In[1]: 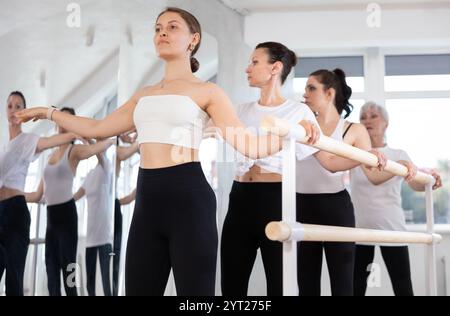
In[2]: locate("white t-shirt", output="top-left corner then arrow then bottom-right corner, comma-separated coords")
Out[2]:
234,100 -> 319,176
0,133 -> 40,191
82,161 -> 113,248
350,146 -> 411,246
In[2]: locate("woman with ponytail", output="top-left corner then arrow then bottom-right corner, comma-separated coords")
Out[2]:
221,42 -> 320,296
295,69 -> 388,296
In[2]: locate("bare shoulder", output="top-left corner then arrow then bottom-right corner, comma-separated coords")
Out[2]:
201,82 -> 228,103
346,122 -> 367,135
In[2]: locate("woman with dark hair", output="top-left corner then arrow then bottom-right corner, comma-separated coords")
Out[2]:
25,107 -> 114,296
295,69 -> 387,296
17,7 -> 291,296
0,92 -> 77,296
221,42 -> 319,296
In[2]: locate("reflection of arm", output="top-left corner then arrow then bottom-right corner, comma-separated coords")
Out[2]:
117,142 -> 139,162
206,84 -> 283,159
72,139 -> 115,161
25,179 -> 44,203
36,133 -> 76,154
119,189 -> 136,206
73,187 -> 86,202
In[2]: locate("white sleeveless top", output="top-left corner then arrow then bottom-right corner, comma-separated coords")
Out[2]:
296,119 -> 347,194
0,133 -> 40,191
133,95 -> 209,150
235,100 -> 319,176
43,146 -> 75,206
82,160 -> 113,248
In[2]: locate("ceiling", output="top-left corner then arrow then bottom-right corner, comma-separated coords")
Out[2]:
220,0 -> 450,14
0,0 -> 120,138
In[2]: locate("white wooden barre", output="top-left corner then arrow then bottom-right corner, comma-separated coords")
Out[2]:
261,116 -> 436,186
266,221 -> 442,245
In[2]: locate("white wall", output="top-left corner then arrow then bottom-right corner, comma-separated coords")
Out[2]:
245,7 -> 450,52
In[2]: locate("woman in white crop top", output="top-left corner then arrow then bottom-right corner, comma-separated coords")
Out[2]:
352,102 -> 442,296
25,108 -> 114,296
295,69 -> 387,296
221,42 -> 320,296
0,92 -> 78,296
17,8 -> 292,296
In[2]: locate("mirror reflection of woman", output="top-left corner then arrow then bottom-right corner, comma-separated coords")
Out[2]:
25,108 -> 114,296
0,92 -> 77,296
74,147 -> 114,296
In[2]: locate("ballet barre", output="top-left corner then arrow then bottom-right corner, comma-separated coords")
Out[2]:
261,116 -> 440,296
266,222 -> 442,245
261,116 -> 436,185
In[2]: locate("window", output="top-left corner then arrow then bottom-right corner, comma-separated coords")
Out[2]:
384,54 -> 450,224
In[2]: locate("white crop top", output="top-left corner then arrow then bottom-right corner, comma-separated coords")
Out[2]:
43,146 -> 75,206
133,95 -> 210,150
296,119 -> 347,194
0,133 -> 40,191
235,100 -> 319,176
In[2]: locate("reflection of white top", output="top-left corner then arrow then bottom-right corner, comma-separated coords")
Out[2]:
296,119 -> 346,194
133,95 -> 210,150
43,146 -> 74,206
82,160 -> 113,248
350,146 -> 411,246
235,100 -> 319,176
0,133 -> 39,191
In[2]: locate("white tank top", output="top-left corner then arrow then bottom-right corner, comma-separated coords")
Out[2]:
133,95 -> 209,150
296,119 -> 347,194
0,133 -> 40,191
43,146 -> 75,206
82,160 -> 113,248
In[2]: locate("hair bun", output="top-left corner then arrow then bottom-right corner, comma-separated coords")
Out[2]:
290,50 -> 298,68
190,57 -> 200,73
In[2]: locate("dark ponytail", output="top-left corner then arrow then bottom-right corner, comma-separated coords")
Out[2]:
190,57 -> 200,73
61,107 -> 76,115
310,68 -> 353,118
256,42 -> 298,84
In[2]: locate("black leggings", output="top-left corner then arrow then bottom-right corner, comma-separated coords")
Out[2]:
0,196 -> 30,296
86,244 -> 112,296
354,245 -> 414,296
46,199 -> 78,296
113,198 -> 122,296
125,162 -> 217,296
221,181 -> 282,296
296,191 -> 355,296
